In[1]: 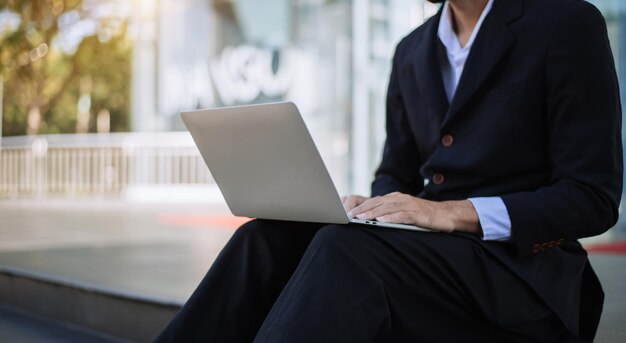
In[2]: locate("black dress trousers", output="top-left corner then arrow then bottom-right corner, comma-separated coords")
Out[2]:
155,219 -> 571,343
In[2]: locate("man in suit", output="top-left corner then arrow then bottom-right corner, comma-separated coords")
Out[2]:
157,0 -> 622,342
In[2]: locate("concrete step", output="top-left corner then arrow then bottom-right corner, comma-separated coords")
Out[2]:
0,305 -> 124,343
0,266 -> 182,343
3,257 -> 625,343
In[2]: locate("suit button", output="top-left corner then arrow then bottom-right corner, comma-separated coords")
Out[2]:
532,244 -> 541,253
441,134 -> 454,147
432,173 -> 445,185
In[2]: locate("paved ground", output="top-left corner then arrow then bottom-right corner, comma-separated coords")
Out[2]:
0,199 -> 624,341
592,255 -> 626,343
0,200 -> 236,302
0,305 -> 124,343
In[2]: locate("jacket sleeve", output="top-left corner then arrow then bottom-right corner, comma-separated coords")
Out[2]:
371,48 -> 425,197
501,1 -> 623,257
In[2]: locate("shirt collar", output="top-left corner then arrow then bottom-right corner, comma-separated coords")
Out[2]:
437,0 -> 495,54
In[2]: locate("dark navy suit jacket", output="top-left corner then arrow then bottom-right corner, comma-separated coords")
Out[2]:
371,0 -> 622,339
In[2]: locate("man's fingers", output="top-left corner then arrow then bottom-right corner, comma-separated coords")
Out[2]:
355,200 -> 413,220
350,194 -> 450,232
349,196 -> 386,217
344,197 -> 359,211
351,193 -> 412,217
355,203 -> 397,220
377,212 -> 413,224
342,195 -> 369,212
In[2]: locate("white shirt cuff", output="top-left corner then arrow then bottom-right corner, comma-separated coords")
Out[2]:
468,197 -> 512,241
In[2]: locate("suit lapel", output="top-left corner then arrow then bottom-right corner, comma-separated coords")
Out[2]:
442,0 -> 523,128
410,9 -> 449,126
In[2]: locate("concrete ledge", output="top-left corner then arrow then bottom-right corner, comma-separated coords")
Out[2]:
0,304 -> 125,342
590,255 -> 626,343
0,256 -> 623,342
0,266 -> 182,343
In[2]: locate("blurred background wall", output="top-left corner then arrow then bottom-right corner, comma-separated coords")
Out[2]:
0,0 -> 625,202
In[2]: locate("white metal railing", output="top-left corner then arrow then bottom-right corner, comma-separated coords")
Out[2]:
0,132 -> 214,198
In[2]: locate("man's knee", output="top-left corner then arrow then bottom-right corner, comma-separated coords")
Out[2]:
230,219 -> 274,243
308,225 -> 369,253
311,224 -> 345,242
230,219 -> 319,252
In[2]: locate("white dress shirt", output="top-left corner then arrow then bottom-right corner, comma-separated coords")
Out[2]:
437,0 -> 511,241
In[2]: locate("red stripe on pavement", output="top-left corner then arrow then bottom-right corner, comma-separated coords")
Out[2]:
586,241 -> 626,255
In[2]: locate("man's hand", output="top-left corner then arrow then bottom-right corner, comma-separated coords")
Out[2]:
347,192 -> 482,235
341,195 -> 370,213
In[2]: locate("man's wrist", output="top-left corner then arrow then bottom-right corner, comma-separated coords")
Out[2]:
440,200 -> 482,235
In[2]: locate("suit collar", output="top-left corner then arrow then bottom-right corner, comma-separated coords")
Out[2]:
492,0 -> 524,24
409,0 -> 524,129
442,0 -> 524,127
409,8 -> 449,126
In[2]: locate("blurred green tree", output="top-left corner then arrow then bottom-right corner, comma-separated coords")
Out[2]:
0,0 -> 130,136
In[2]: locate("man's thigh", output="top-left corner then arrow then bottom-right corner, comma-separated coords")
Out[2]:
230,219 -> 325,276
312,224 -> 566,342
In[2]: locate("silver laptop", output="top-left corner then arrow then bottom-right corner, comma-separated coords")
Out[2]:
181,101 -> 431,233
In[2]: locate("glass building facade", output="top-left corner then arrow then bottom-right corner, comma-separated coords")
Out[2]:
131,0 -> 439,195
131,0 -> 626,204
